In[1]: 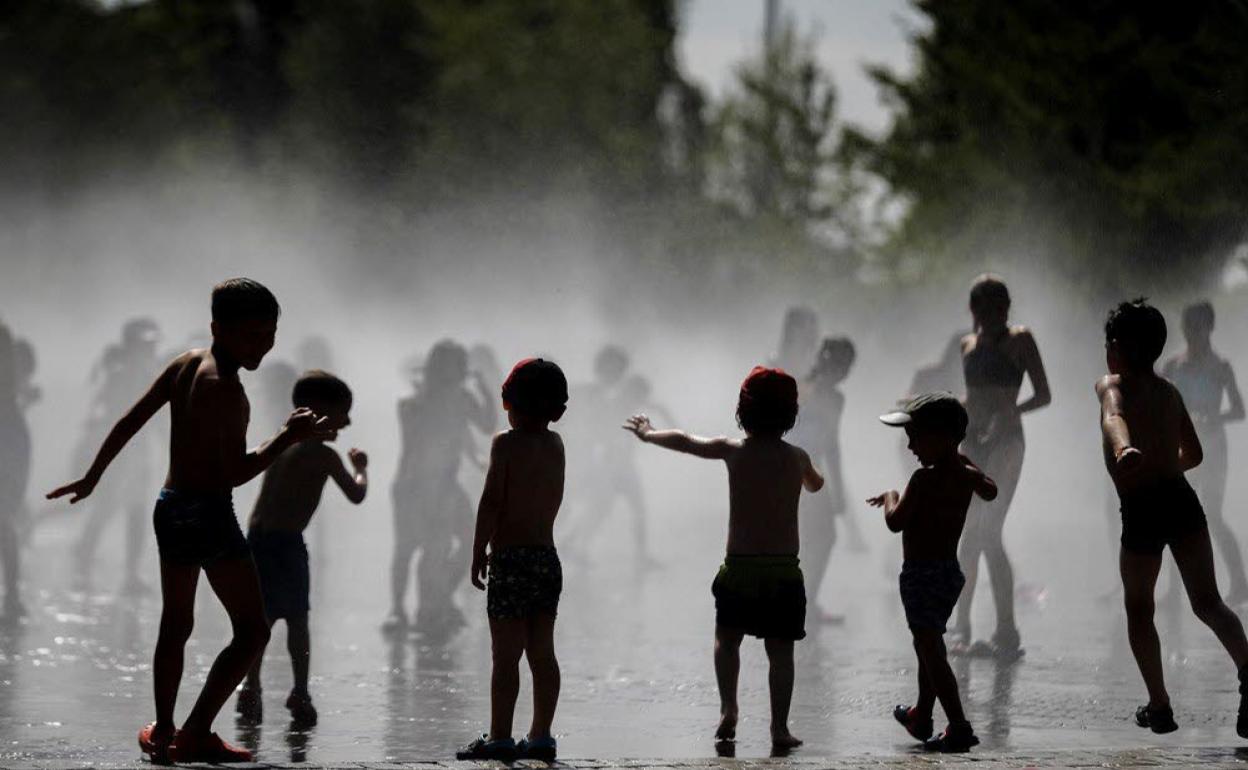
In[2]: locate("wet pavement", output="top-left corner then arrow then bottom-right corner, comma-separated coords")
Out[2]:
6,498 -> 1248,767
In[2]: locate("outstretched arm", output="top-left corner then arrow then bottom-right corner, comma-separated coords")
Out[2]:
327,448 -> 369,504
471,434 -> 508,590
47,360 -> 176,503
622,415 -> 734,460
868,472 -> 921,533
1018,330 -> 1052,413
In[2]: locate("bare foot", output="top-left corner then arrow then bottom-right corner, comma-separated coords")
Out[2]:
715,710 -> 738,741
771,730 -> 803,750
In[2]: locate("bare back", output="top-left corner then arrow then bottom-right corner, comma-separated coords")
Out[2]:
248,443 -> 336,533
899,466 -> 978,561
487,429 -> 565,549
724,438 -> 808,556
166,349 -> 249,495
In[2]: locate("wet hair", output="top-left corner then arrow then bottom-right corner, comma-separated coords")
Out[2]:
1105,298 -> 1167,370
292,369 -> 352,409
811,336 -> 856,380
1182,300 -> 1215,332
502,358 -> 568,422
211,278 -> 280,324
736,366 -> 799,436
969,274 -> 1011,317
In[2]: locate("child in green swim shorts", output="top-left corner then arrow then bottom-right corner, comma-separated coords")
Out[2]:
625,366 -> 823,751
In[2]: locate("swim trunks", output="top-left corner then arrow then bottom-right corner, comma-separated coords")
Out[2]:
1119,475 -> 1207,556
248,528 -> 310,620
152,488 -> 250,567
712,555 -> 806,640
487,546 -> 562,620
899,559 -> 965,632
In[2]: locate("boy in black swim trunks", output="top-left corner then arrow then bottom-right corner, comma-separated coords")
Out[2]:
48,279 -> 329,763
236,370 -> 368,726
871,393 -> 996,753
458,358 -> 568,762
1097,299 -> 1248,737
625,366 -> 823,750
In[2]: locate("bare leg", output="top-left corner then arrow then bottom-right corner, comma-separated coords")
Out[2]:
914,629 -> 965,724
488,617 -> 526,741
1172,527 -> 1248,668
714,626 -> 743,740
953,524 -> 982,642
180,557 -> 271,736
287,614 -> 311,695
1197,452 -> 1248,599
0,510 -> 20,608
981,440 -> 1023,644
154,561 -> 200,730
764,638 -> 801,747
388,536 -> 416,620
243,618 -> 274,692
913,637 -> 936,717
525,613 -> 560,739
1120,546 -> 1168,707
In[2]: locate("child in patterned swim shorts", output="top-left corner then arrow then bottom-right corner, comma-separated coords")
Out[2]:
457,358 -> 568,763
872,392 -> 997,753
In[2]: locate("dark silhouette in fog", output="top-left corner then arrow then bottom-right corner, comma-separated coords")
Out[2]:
793,336 -> 856,623
47,279 -> 331,763
873,393 -> 996,753
625,366 -> 822,751
459,359 -> 567,762
386,340 -> 494,635
239,370 -> 368,727
73,319 -> 162,592
1098,299 -> 1248,737
952,276 -> 1050,659
0,321 -> 31,617
1161,301 -> 1248,604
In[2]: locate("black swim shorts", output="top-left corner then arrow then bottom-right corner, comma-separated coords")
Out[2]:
712,555 -> 807,641
248,528 -> 311,620
899,559 -> 965,633
152,488 -> 251,567
1120,475 -> 1208,556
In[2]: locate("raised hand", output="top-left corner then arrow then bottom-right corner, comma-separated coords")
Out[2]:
284,407 -> 329,441
867,490 -> 899,509
47,476 -> 97,505
621,414 -> 653,439
348,448 -> 369,471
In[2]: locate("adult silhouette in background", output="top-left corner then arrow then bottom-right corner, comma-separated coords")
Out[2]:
952,276 -> 1050,658
74,318 -> 161,592
386,339 -> 495,635
1162,301 -> 1248,604
0,320 -> 31,616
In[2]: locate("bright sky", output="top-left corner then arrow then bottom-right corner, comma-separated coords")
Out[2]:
677,0 -> 923,133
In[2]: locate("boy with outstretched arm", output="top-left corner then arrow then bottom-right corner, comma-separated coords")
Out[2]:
47,278 -> 328,763
1097,299 -> 1248,737
457,358 -> 569,762
625,366 -> 823,750
236,370 -> 368,726
872,393 -> 995,752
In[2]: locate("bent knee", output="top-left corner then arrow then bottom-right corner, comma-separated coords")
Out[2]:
158,615 -> 195,646
1191,594 -> 1230,624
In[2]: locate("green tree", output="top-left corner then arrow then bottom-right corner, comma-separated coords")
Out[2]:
853,0 -> 1248,290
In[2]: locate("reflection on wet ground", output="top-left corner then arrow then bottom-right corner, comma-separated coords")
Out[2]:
4,510 -> 1248,764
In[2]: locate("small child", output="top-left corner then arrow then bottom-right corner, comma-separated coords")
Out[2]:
1097,299 -> 1248,736
236,370 -> 368,726
47,278 -> 327,763
457,358 -> 569,762
871,392 -> 996,753
625,366 -> 823,750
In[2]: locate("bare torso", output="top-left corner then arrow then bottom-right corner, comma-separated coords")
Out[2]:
725,437 -> 806,555
900,465 -> 978,561
165,349 -> 248,495
248,443 -> 336,532
1099,373 -> 1189,492
489,429 -> 565,549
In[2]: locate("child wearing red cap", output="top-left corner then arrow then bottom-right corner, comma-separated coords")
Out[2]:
458,358 -> 569,763
624,366 -> 824,750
